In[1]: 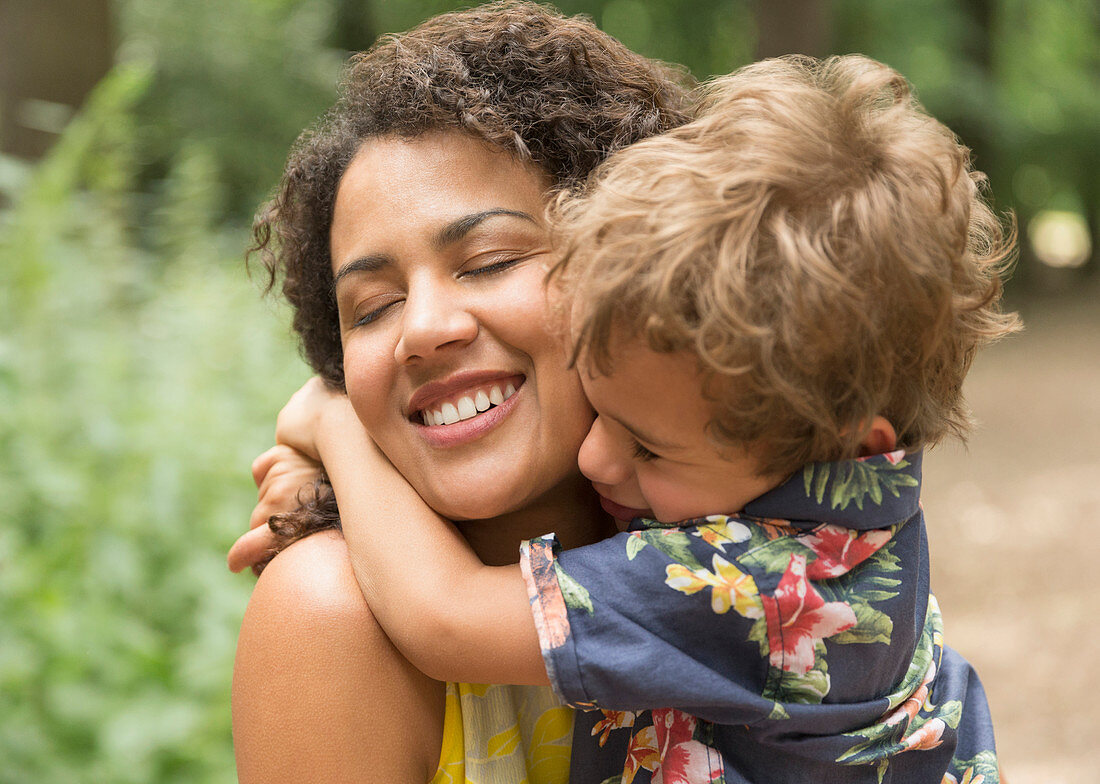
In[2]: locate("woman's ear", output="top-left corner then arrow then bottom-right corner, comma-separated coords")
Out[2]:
857,416 -> 898,457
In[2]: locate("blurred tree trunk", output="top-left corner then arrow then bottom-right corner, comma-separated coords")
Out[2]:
0,0 -> 114,160
754,0 -> 832,59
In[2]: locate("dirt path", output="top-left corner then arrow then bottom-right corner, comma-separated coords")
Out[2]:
920,286 -> 1100,783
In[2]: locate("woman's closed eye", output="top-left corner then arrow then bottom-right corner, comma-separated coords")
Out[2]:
460,248 -> 544,279
352,297 -> 402,328
465,257 -> 521,277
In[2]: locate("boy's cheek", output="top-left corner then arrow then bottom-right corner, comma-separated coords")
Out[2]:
639,472 -> 698,523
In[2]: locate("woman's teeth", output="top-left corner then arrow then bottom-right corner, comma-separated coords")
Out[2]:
421,383 -> 516,426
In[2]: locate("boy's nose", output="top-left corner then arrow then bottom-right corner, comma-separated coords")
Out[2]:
577,416 -> 633,487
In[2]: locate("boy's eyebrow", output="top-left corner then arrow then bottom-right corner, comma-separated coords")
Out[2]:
434,209 -> 537,248
606,412 -> 684,451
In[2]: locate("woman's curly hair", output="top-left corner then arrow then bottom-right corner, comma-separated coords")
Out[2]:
249,1 -> 691,570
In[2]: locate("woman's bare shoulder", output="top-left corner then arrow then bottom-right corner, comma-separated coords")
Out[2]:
246,529 -> 371,618
233,531 -> 445,783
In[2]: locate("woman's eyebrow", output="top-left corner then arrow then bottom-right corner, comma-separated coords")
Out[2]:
332,253 -> 392,292
434,209 -> 537,248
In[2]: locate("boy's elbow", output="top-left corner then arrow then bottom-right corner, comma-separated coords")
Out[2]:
385,601 -> 469,681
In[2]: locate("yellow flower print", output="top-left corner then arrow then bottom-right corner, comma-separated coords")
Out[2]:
693,516 -> 752,550
665,554 -> 763,618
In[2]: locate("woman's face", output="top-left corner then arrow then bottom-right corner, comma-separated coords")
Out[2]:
329,131 -> 594,520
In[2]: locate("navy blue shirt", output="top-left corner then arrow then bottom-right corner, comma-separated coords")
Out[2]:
520,451 -> 998,783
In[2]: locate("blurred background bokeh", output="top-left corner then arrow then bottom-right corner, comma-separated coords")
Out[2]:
1,1 -> 1096,782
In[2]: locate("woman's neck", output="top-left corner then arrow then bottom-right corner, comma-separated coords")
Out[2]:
453,473 -> 615,566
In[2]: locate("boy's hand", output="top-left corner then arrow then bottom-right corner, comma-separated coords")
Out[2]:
274,377 -> 346,462
227,444 -> 322,574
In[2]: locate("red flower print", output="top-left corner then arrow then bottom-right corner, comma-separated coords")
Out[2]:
651,709 -> 725,784
621,710 -> 725,784
802,524 -> 893,579
591,710 -> 637,747
883,658 -> 937,729
760,554 -> 858,675
902,717 -> 946,751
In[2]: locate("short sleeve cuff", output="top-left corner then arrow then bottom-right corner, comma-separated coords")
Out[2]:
519,534 -> 590,707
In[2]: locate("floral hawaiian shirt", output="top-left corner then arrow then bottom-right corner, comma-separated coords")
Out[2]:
519,450 -> 998,784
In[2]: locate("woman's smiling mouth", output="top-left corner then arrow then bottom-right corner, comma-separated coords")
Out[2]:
416,381 -> 517,426
409,372 -> 526,448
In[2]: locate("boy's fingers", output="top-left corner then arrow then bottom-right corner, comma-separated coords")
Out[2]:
250,444 -> 294,488
251,446 -> 279,488
253,474 -> 317,530
249,501 -> 275,531
227,526 -> 280,573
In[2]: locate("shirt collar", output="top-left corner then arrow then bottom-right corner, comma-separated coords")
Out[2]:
743,449 -> 922,529
631,450 -> 922,532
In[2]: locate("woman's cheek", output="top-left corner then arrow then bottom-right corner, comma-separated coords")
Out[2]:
342,339 -> 392,430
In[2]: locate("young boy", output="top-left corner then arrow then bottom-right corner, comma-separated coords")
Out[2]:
280,55 -> 1015,783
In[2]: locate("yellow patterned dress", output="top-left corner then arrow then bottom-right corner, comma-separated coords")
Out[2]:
430,682 -> 573,784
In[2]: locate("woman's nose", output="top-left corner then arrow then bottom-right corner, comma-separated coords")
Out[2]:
394,282 -> 479,364
577,416 -> 632,487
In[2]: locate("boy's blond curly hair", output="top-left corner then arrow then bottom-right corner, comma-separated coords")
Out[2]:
553,55 -> 1019,476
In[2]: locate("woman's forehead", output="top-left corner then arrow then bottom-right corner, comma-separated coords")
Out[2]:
330,132 -> 550,264
339,132 -> 548,205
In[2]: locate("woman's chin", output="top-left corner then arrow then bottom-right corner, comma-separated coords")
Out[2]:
421,487 -> 524,524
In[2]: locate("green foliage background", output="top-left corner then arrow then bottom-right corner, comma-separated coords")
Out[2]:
1,0 -> 1096,781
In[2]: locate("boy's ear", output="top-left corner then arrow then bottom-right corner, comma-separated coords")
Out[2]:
857,416 -> 898,457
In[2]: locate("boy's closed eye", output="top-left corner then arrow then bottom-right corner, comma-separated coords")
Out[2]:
631,439 -> 660,462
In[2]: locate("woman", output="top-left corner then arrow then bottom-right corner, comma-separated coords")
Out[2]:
230,3 -> 690,781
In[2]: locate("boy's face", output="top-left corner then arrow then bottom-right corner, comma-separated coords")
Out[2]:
576,339 -> 783,524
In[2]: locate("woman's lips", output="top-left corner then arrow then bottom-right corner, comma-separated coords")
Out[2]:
414,377 -> 524,448
416,380 -> 517,426
598,494 -> 652,523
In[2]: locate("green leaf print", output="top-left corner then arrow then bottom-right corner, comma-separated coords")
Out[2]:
805,462 -> 832,504
738,535 -> 806,575
747,617 -> 770,658
880,595 -> 940,711
830,601 -> 893,645
874,759 -> 889,784
764,661 -> 831,705
937,700 -> 963,730
836,720 -> 906,765
858,589 -> 904,603
625,534 -> 647,561
865,547 -> 903,577
837,670 -> 959,778
763,641 -> 831,704
553,562 -> 594,615
951,750 -> 1000,784
635,529 -> 705,571
802,459 -> 918,511
768,702 -> 791,720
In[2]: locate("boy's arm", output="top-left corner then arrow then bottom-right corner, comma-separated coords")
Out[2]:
314,394 -> 549,686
